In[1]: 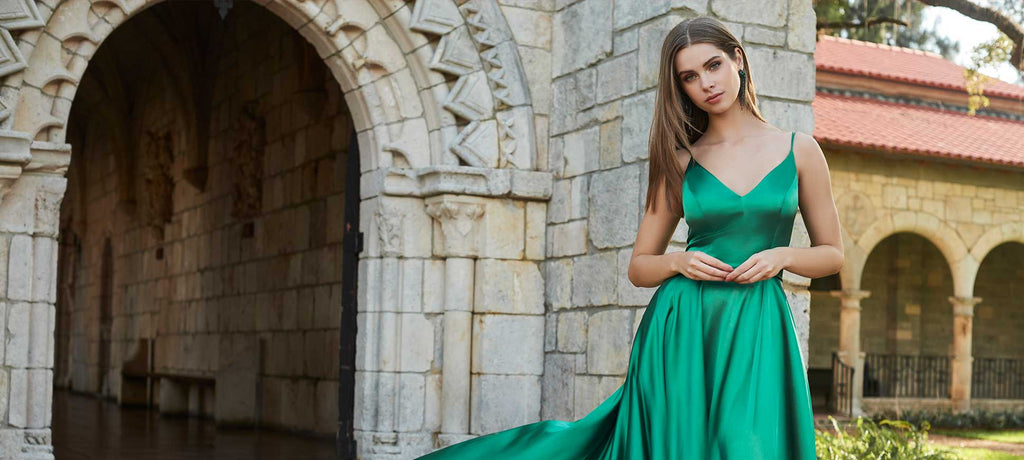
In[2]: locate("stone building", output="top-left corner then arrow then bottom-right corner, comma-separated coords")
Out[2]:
808,35 -> 1024,417
0,0 -> 819,458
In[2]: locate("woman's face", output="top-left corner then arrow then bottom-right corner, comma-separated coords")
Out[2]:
674,43 -> 743,114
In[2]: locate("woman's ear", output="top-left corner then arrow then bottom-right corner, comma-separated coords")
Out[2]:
733,46 -> 744,69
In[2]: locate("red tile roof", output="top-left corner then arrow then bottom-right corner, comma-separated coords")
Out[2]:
815,35 -> 1024,100
812,92 -> 1024,168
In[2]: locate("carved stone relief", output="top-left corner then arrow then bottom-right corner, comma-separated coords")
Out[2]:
837,191 -> 876,238
142,131 -> 174,239
410,0 -> 534,170
229,101 -> 266,220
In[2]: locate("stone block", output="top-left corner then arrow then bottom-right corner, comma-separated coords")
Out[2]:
542,258 -> 572,310
423,373 -> 442,431
525,202 -> 546,260
31,236 -> 52,302
621,90 -> 655,162
470,374 -> 541,435
573,374 -> 623,418
474,259 -> 545,314
613,27 -> 638,56
216,334 -> 260,426
471,314 -> 544,375
503,6 -> 552,48
540,353 -> 575,421
637,15 -> 683,89
422,259 -> 445,313
596,53 -> 637,104
744,46 -> 815,100
744,25 -> 786,46
556,311 -> 587,353
360,196 -> 432,259
547,220 -> 587,257
399,313 -> 434,373
8,369 -> 26,428
518,46 -> 553,116
589,164 -> 640,248
552,0 -> 611,77
28,303 -> 51,368
315,380 -> 338,435
586,309 -> 634,374
397,373 -> 425,432
618,248 -> 656,306
562,125 -> 600,178
7,235 -> 32,301
711,0 -> 786,27
5,302 -> 29,367
572,251 -> 617,306
600,119 -> 622,169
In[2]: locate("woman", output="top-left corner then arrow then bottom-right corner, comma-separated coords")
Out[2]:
417,15 -> 843,459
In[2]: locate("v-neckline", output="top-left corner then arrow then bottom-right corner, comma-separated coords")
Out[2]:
687,132 -> 795,199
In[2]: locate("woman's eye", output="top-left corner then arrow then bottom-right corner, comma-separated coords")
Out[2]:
710,61 -> 720,70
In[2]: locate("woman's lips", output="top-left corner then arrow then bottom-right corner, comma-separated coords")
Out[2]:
706,92 -> 723,103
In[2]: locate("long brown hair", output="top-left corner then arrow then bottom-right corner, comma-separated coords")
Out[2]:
644,16 -> 768,218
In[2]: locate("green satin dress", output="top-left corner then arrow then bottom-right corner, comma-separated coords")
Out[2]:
418,131 -> 817,459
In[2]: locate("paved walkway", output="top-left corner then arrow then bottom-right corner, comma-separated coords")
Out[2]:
52,389 -> 337,459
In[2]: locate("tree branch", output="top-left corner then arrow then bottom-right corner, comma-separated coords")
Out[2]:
916,0 -> 1024,71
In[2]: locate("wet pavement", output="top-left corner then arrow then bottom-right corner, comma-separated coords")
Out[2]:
52,390 -> 337,459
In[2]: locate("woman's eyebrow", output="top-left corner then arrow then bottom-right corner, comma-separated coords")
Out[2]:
677,56 -> 719,77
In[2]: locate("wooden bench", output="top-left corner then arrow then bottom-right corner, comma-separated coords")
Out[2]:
119,338 -> 215,416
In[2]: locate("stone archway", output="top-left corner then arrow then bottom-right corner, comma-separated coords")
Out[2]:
0,0 -> 548,458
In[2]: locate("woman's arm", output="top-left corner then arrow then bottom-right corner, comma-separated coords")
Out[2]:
627,176 -> 685,288
781,132 -> 845,279
628,152 -> 733,287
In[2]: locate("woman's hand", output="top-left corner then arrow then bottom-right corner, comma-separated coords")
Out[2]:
670,251 -> 733,281
725,247 -> 790,284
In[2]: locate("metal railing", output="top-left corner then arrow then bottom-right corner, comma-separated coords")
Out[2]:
972,357 -> 1024,399
829,351 -> 854,416
863,354 -> 949,398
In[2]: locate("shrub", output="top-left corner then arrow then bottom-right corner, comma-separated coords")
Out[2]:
869,408 -> 1024,430
815,415 -> 960,459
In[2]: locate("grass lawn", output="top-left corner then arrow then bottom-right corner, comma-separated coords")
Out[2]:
941,446 -> 1024,459
933,429 -> 1024,445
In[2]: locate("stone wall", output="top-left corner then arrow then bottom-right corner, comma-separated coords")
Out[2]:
809,149 -> 1024,368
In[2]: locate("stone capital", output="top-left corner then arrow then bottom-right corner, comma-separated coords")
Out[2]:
829,289 -> 871,309
0,130 -> 33,206
425,195 -> 485,257
948,296 -> 982,317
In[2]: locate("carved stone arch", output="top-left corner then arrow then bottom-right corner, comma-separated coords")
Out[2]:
854,210 -> 973,296
836,224 -> 863,291
967,222 -> 1024,290
2,0 -> 540,181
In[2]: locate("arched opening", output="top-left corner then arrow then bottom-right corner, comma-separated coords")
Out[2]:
860,232 -> 954,399
972,241 -> 1024,400
52,1 -> 359,456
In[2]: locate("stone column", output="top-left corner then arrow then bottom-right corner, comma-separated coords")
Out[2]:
949,295 -> 982,413
830,289 -> 870,416
0,136 -> 70,460
425,195 -> 484,446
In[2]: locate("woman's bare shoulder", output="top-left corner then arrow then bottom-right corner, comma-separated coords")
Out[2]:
791,131 -> 827,175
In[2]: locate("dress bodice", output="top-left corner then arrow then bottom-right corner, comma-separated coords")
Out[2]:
682,131 -> 799,279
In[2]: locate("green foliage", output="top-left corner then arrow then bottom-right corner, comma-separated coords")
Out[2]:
815,415 -> 960,459
869,408 -> 1024,430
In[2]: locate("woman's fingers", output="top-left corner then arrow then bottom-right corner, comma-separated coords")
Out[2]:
698,253 -> 733,272
694,259 -> 730,279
